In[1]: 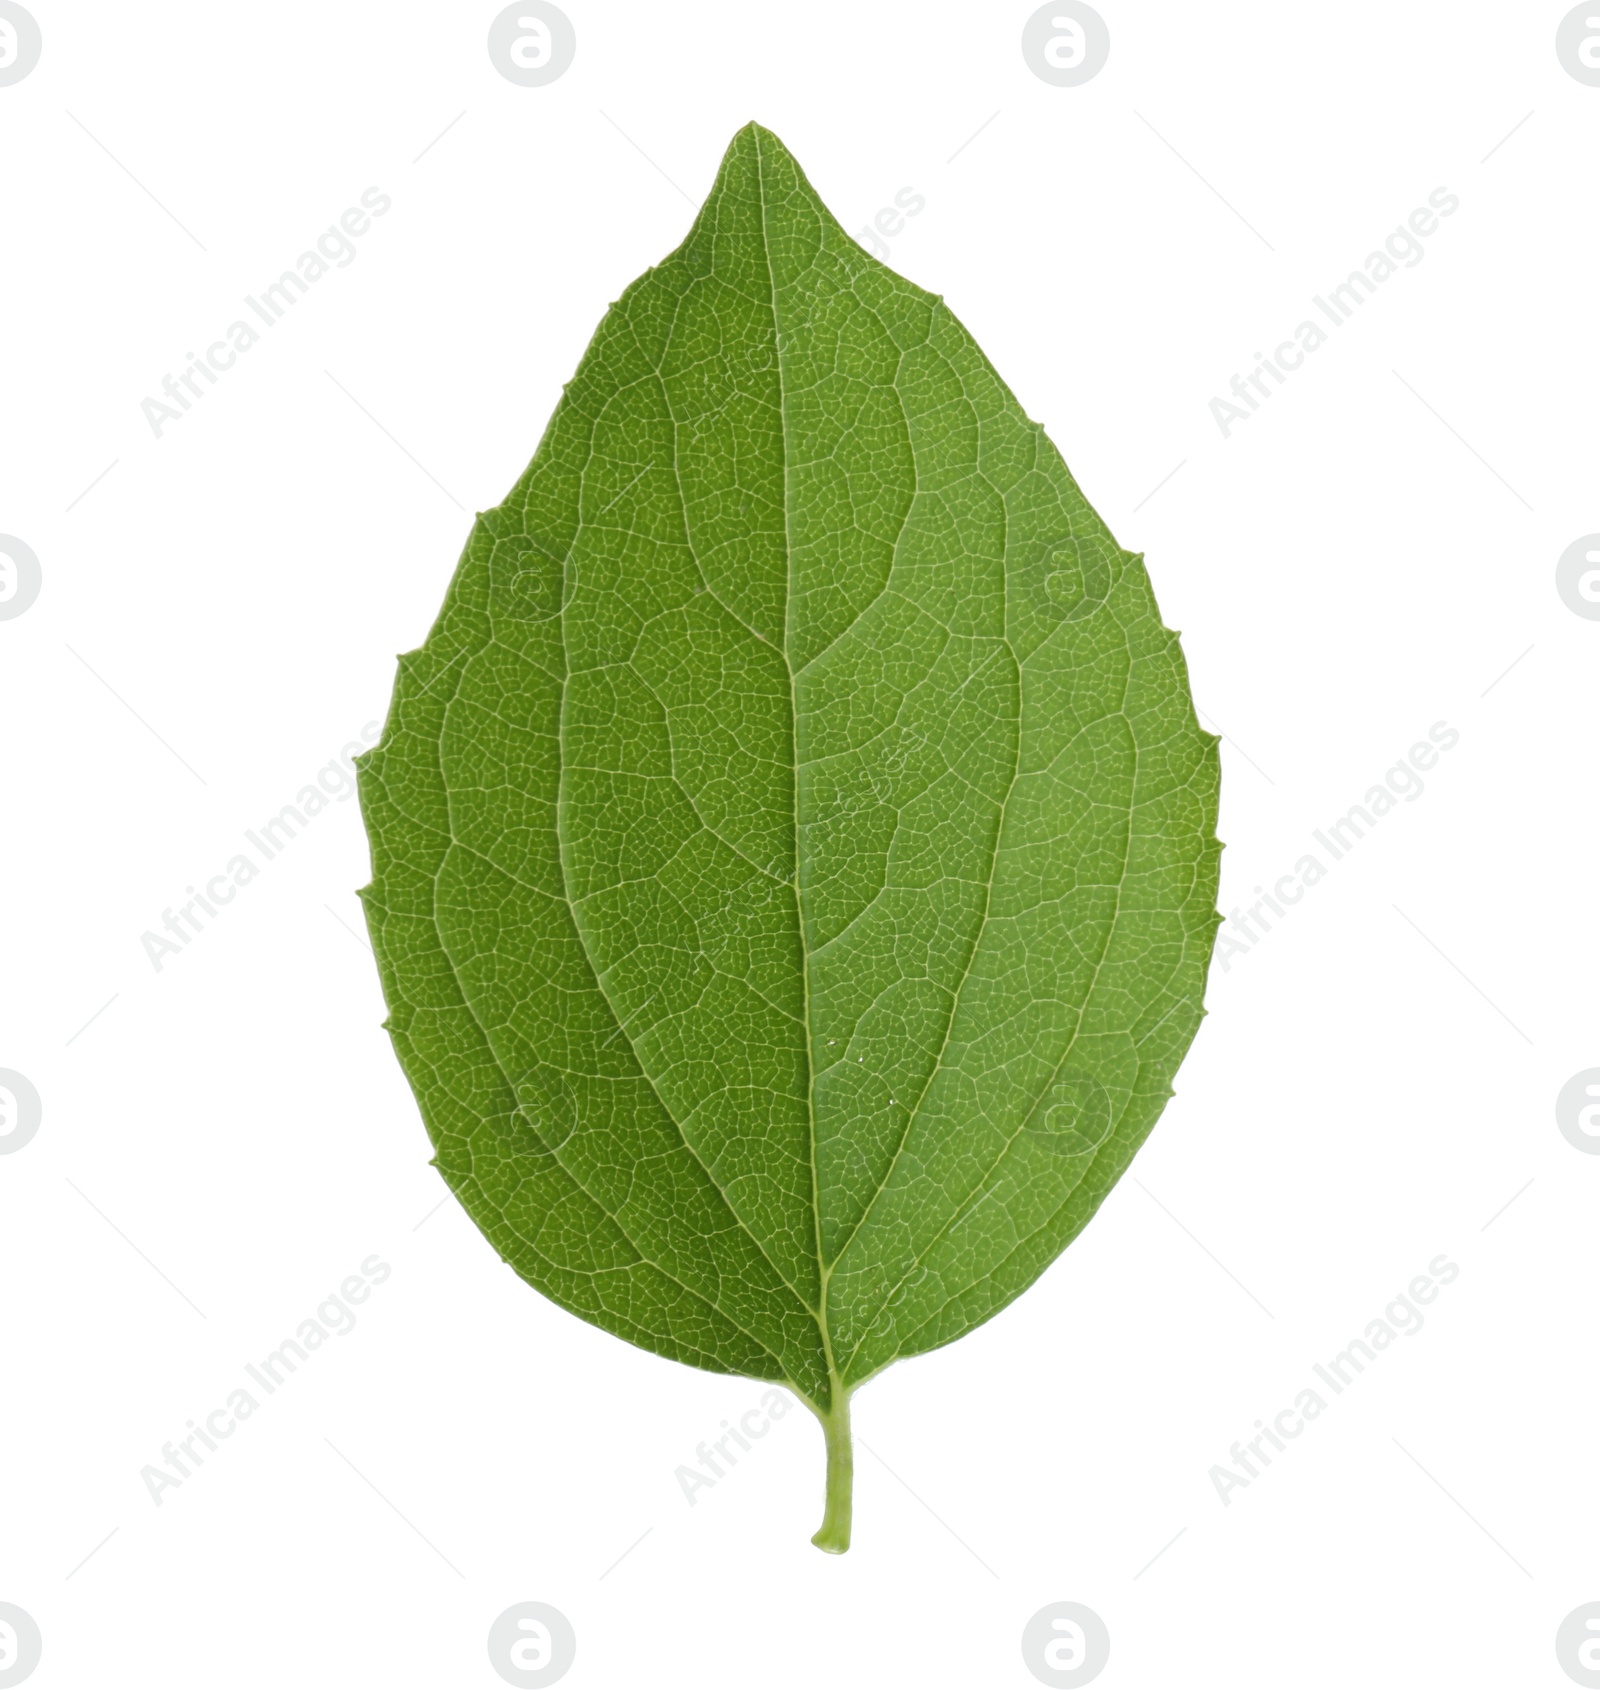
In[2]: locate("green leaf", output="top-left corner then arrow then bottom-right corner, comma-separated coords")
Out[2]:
357,123 -> 1221,1552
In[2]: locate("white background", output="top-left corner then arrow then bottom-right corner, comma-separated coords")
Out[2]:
3,3 -> 1597,1686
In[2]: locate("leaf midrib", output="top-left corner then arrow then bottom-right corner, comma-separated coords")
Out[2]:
750,132 -> 843,1410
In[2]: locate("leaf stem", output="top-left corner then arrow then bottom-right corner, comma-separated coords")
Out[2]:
810,1386 -> 853,1553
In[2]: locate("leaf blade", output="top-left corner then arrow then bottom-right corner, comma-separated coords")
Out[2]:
359,122 -> 1220,1488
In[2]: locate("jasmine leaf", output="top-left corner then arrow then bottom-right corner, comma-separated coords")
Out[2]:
357,123 -> 1221,1552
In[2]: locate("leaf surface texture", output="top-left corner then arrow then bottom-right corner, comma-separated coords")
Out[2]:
359,124 -> 1222,1417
